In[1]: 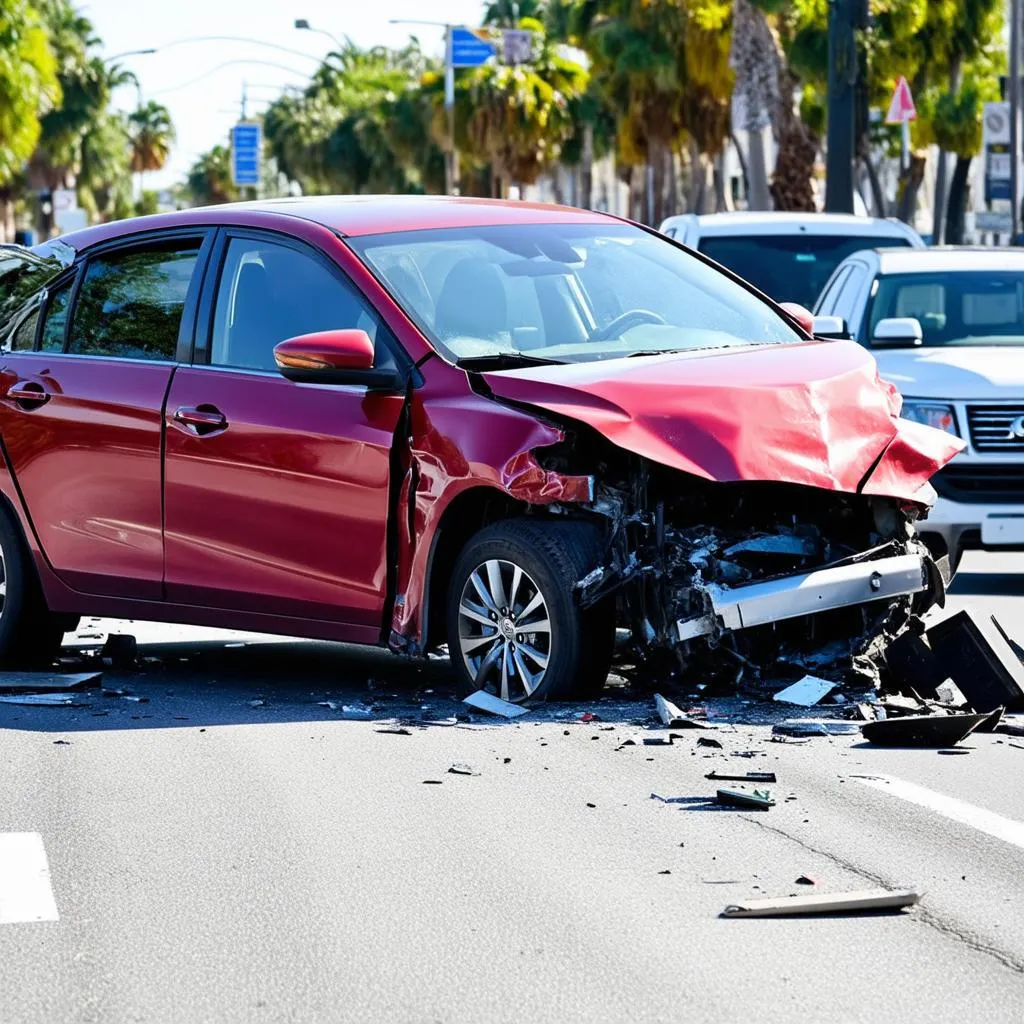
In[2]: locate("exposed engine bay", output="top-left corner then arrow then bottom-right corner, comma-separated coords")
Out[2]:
544,440 -> 944,694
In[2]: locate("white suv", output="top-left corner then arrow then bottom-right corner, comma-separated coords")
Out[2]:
658,212 -> 924,310
814,246 -> 1024,569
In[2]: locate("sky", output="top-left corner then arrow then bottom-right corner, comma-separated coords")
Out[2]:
80,0 -> 490,191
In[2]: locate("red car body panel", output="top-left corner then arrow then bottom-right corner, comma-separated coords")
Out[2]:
481,340 -> 964,504
1,198 -> 961,653
0,355 -> 172,598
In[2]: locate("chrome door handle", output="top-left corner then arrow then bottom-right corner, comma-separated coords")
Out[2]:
173,405 -> 227,435
7,381 -> 49,408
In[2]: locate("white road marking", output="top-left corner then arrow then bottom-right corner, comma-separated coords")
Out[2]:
0,833 -> 59,924
851,774 -> 1024,851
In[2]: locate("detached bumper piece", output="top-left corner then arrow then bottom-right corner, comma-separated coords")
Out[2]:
676,554 -> 928,643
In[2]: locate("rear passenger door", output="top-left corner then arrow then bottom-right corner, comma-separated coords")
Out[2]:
0,231 -> 210,598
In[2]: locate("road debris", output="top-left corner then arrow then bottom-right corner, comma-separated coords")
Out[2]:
721,887 -> 921,918
0,672 -> 101,693
248,699 -> 265,708
795,875 -> 817,885
697,736 -> 723,748
340,703 -> 374,720
101,633 -> 137,668
926,611 -> 1024,712
422,780 -> 443,785
376,727 -> 412,735
861,712 -> 989,747
773,719 -> 860,737
654,693 -> 708,729
0,692 -> 92,706
976,706 -> 1005,733
706,771 -> 777,783
463,690 -> 530,718
716,788 -> 775,810
52,739 -> 71,745
772,676 -> 835,707
448,763 -> 479,776
318,701 -> 340,711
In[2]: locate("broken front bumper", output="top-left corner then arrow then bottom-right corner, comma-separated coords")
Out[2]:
676,554 -> 928,642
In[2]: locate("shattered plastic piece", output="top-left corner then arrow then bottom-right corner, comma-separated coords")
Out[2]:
796,875 -> 818,886
463,690 -> 530,718
883,630 -> 947,700
934,680 -> 968,708
722,888 -> 921,918
578,712 -> 600,722
248,699 -> 265,708
926,611 -> 1024,712
448,763 -> 479,776
341,703 -> 374,720
697,736 -> 723,748
716,788 -> 775,810
318,701 -> 340,711
772,676 -> 836,707
0,692 -> 91,707
644,736 -> 675,746
0,672 -> 101,693
773,719 -> 860,737
422,780 -> 443,785
654,693 -> 708,729
376,726 -> 412,735
861,712 -> 989,748
975,706 -> 1005,734
120,695 -> 148,703
706,771 -> 777,783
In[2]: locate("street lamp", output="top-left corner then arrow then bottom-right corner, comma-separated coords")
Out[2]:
389,18 -> 458,195
294,19 -> 345,53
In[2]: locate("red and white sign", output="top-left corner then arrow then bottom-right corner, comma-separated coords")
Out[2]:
885,76 -> 917,125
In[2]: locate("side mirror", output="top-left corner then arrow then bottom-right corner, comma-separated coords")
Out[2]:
871,317 -> 923,348
811,315 -> 848,340
778,301 -> 815,335
274,329 -> 399,389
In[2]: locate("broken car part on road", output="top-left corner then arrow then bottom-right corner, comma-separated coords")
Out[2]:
721,888 -> 922,918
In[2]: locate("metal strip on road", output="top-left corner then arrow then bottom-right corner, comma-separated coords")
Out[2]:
851,775 -> 1024,852
0,833 -> 59,924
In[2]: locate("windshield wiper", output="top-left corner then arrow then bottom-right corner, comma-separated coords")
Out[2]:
456,352 -> 564,371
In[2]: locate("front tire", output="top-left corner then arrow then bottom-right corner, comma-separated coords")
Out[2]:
446,518 -> 615,703
0,511 -> 67,668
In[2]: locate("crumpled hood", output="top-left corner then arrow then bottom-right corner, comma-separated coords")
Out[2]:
874,345 -> 1024,400
482,341 -> 964,503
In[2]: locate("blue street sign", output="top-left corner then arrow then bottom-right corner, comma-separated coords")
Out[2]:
231,122 -> 262,188
450,26 -> 496,68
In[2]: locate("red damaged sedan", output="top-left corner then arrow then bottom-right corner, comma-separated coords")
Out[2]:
0,197 -> 962,702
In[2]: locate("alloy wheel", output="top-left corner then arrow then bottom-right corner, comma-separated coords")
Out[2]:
457,558 -> 552,702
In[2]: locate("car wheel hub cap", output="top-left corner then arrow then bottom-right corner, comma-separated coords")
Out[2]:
458,558 -> 552,703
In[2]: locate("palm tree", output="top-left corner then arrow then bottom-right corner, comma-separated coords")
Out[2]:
185,146 -> 238,206
128,101 -> 175,174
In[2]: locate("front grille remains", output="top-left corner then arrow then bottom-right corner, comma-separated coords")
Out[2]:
967,405 -> 1024,453
933,465 -> 1024,505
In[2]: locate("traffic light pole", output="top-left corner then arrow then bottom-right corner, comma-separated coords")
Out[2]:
825,0 -> 856,213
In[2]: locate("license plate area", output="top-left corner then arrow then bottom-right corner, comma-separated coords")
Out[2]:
981,515 -> 1024,545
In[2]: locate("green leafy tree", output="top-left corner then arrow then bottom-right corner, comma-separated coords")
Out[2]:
129,100 -> 176,174
185,145 -> 238,206
0,0 -> 60,238
77,108 -> 131,220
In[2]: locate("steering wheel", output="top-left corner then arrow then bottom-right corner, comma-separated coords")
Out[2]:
591,308 -> 667,342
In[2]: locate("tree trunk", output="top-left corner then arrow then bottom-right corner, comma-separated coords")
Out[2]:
944,155 -> 972,244
933,57 -> 963,245
713,153 -> 732,211
770,70 -> 816,212
580,122 -> 594,210
745,127 -> 771,210
730,132 -> 750,206
862,154 -> 886,216
665,148 -> 679,218
896,154 -> 926,225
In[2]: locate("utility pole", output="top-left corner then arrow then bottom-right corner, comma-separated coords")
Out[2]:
1011,0 -> 1022,235
444,26 -> 457,196
825,0 -> 857,213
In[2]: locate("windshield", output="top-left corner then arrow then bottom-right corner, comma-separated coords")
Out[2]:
869,271 -> 1024,347
698,233 -> 913,308
350,222 -> 801,366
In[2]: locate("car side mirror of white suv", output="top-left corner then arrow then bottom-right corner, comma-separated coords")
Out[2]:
872,317 -> 923,348
811,315 -> 848,340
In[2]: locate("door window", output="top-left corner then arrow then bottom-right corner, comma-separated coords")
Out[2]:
68,242 -> 201,360
832,265 -> 868,336
209,237 -> 389,372
10,309 -> 39,351
40,279 -> 73,352
814,267 -> 851,315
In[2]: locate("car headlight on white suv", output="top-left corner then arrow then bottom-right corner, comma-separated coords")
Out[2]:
901,401 -> 960,436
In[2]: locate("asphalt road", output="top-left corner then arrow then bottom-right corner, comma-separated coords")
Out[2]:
3,551 -> 1024,1023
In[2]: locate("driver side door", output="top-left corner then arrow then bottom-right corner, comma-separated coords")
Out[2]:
163,229 -> 409,638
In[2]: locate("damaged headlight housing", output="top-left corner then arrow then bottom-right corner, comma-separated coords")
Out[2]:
901,401 -> 960,436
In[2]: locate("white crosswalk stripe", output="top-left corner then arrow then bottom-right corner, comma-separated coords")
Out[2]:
0,832 -> 59,924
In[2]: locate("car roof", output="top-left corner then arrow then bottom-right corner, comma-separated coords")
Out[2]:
48,195 -> 614,252
661,211 -> 917,238
874,245 -> 1024,274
